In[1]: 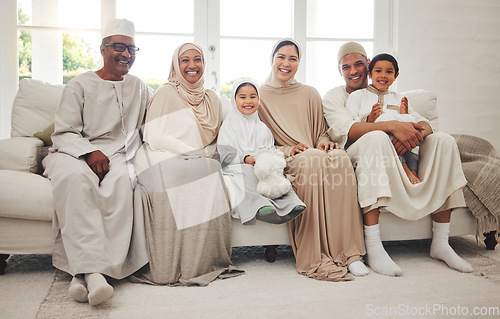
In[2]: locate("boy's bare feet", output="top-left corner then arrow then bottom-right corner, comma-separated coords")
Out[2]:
402,163 -> 421,184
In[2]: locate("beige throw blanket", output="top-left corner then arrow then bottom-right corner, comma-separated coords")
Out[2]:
452,134 -> 500,237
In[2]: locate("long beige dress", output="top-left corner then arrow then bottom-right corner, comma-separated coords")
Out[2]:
259,50 -> 365,280
131,43 -> 243,286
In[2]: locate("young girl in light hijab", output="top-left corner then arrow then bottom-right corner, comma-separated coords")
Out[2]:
218,79 -> 305,225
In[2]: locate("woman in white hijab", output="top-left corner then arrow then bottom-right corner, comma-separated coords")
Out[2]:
131,43 -> 242,286
218,79 -> 305,225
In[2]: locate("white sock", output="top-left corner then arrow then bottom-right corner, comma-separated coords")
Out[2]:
68,275 -> 88,303
430,221 -> 473,273
84,273 -> 114,306
364,224 -> 403,276
348,260 -> 370,276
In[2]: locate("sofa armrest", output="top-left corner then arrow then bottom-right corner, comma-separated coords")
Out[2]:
0,137 -> 44,174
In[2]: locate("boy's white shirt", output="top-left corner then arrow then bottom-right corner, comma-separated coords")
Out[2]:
345,88 -> 426,124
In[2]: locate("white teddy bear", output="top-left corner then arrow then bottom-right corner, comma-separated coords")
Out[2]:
253,147 -> 292,199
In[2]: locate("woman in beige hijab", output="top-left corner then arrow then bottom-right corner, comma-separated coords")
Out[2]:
258,39 -> 367,281
131,43 -> 242,286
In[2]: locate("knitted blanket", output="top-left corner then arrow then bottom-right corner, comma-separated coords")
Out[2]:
452,134 -> 500,237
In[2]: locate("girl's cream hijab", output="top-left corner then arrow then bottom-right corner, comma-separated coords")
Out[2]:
144,42 -> 220,150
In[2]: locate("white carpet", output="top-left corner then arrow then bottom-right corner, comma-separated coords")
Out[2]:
1,236 -> 499,319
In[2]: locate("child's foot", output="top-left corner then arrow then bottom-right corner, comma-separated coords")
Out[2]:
257,205 -> 276,217
407,171 -> 421,184
85,273 -> 114,306
403,164 -> 421,184
68,275 -> 88,303
348,260 -> 369,276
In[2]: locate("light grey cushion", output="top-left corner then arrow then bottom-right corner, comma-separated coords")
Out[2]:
11,78 -> 63,138
0,137 -> 44,174
0,170 -> 54,222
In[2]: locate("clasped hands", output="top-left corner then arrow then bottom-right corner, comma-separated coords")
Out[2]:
290,141 -> 340,158
367,97 -> 425,155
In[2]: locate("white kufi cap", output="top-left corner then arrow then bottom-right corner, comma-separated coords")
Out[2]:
102,18 -> 135,39
373,46 -> 399,60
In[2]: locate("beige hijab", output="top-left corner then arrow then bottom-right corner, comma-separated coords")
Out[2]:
259,39 -> 330,152
144,43 -> 221,150
265,38 -> 301,88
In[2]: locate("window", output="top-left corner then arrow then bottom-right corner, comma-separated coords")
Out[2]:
219,0 -> 293,96
305,0 -> 374,95
13,0 -> 386,94
17,0 -> 102,84
116,0 -> 195,91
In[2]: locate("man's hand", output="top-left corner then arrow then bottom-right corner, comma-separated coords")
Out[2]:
367,103 -> 382,123
390,122 -> 425,155
290,143 -> 309,158
85,150 -> 109,182
319,141 -> 340,152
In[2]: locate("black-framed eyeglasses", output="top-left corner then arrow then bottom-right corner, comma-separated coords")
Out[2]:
104,43 -> 139,55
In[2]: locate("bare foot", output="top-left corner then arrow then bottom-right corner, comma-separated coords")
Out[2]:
402,163 -> 421,184
407,171 -> 421,184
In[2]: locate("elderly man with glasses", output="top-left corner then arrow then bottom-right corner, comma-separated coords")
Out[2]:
42,19 -> 152,306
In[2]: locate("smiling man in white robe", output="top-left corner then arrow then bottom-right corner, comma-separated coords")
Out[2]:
43,19 -> 152,305
322,42 -> 472,277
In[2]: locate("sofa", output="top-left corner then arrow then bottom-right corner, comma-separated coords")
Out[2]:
0,79 -> 494,275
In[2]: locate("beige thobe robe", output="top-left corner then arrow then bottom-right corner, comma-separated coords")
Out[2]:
43,71 -> 152,279
322,85 -> 467,219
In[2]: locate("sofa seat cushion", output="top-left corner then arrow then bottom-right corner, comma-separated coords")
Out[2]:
0,170 -> 54,222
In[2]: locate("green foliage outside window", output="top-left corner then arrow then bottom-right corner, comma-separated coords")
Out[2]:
18,8 -> 100,83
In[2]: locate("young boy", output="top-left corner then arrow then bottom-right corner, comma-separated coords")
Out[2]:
346,53 -> 421,184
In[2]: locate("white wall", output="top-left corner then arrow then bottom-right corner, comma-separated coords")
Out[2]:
395,0 -> 500,151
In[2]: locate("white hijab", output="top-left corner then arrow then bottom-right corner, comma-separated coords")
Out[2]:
218,79 -> 274,160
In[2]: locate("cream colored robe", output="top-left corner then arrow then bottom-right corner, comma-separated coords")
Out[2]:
323,85 -> 467,218
43,71 -> 152,279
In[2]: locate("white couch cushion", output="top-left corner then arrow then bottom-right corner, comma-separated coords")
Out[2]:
11,78 -> 63,138
0,170 -> 54,221
0,137 -> 44,173
402,89 -> 439,131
